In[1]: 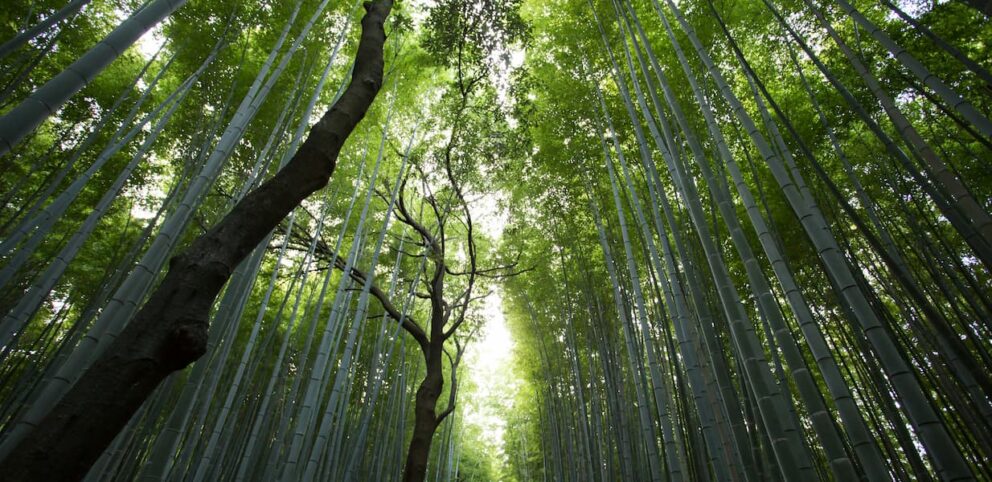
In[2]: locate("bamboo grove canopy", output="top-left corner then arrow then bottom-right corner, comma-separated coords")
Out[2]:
0,0 -> 991,480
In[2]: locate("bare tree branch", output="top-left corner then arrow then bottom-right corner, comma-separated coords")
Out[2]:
331,254 -> 429,351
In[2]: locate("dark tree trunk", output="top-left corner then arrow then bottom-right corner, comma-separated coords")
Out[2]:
0,2 -> 393,480
403,355 -> 444,482
402,254 -> 450,482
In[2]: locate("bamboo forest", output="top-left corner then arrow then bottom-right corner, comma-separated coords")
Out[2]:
2,0 -> 992,480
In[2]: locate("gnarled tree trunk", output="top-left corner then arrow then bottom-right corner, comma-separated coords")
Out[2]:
403,350 -> 444,482
0,1 -> 393,480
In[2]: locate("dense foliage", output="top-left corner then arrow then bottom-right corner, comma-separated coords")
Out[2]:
0,0 -> 990,480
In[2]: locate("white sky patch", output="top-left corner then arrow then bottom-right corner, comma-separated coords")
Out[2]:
462,288 -> 519,463
472,290 -> 513,375
129,153 -> 168,220
118,6 -> 167,59
886,0 -> 946,19
112,5 -> 167,59
452,6 -> 525,463
410,0 -> 437,25
493,46 -> 524,107
135,24 -> 166,59
510,49 -> 525,69
473,189 -> 508,239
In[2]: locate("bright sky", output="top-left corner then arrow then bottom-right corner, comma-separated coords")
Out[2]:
460,176 -> 519,468
451,11 -> 523,467
462,288 -> 520,466
123,15 -> 169,220
136,29 -> 164,59
127,7 -> 166,59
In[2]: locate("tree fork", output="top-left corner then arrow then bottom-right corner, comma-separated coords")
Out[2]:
0,1 -> 393,480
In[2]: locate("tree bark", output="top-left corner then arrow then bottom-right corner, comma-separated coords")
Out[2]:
403,354 -> 444,482
0,2 -> 393,480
